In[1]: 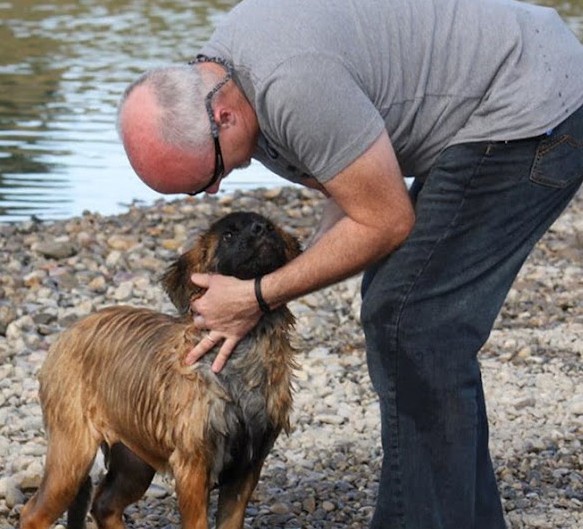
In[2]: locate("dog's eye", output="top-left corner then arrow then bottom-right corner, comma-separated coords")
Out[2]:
222,231 -> 233,242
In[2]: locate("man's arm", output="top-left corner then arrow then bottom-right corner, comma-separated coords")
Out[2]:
308,197 -> 345,246
188,130 -> 414,370
262,130 -> 414,307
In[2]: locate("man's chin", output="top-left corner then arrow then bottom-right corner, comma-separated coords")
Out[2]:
236,160 -> 252,171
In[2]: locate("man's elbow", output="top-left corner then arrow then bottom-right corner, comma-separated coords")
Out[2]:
393,208 -> 416,248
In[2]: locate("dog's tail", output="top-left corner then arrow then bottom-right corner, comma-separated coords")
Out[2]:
67,476 -> 93,529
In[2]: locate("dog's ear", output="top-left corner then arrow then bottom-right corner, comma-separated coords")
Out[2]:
279,229 -> 303,262
161,236 -> 211,315
161,256 -> 196,314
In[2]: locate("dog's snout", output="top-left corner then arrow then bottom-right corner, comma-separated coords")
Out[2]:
250,219 -> 270,236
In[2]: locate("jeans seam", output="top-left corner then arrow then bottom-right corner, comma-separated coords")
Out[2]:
393,146 -> 491,354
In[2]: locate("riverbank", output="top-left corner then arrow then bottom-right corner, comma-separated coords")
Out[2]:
0,186 -> 581,528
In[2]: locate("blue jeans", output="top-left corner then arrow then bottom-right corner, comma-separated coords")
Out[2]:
361,104 -> 583,529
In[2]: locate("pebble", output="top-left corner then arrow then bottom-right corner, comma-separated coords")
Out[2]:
0,478 -> 24,509
270,502 -> 290,515
145,483 -> 170,499
0,187 -> 582,529
31,240 -> 77,260
322,500 -> 336,512
113,281 -> 134,301
570,396 -> 583,416
303,497 -> 317,513
514,397 -> 536,410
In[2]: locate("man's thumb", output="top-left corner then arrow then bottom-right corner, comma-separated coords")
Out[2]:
191,273 -> 211,288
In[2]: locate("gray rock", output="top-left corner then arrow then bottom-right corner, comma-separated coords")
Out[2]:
32,240 -> 77,260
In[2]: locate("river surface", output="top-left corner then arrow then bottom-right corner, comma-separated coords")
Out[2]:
1,0 -> 582,222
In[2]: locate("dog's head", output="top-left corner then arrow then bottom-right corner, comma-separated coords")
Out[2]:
161,212 -> 302,314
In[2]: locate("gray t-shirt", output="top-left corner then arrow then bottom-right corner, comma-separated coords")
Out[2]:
200,0 -> 583,182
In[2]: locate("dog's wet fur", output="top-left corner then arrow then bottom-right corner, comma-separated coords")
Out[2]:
20,212 -> 302,529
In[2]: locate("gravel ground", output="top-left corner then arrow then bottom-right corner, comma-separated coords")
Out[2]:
0,186 -> 581,529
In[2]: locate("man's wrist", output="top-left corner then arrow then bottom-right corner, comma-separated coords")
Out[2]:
254,276 -> 272,314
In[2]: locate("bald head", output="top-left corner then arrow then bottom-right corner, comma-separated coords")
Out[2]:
117,65 -> 214,194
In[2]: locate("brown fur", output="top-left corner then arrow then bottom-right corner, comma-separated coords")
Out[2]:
20,212 -> 301,529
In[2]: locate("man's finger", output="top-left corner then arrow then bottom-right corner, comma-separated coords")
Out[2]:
184,341 -> 213,365
211,339 -> 238,373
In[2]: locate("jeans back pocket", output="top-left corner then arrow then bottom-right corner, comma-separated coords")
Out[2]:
529,105 -> 583,189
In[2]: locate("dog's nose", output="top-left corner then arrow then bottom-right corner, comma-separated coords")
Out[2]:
250,219 -> 269,236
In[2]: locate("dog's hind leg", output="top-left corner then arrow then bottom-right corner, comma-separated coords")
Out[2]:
215,465 -> 263,529
67,476 -> 93,529
90,443 -> 155,529
20,429 -> 97,529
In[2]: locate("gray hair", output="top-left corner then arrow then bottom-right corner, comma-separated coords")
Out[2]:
118,65 -> 212,151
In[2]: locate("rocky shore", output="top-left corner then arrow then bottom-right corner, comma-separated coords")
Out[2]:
0,186 -> 581,529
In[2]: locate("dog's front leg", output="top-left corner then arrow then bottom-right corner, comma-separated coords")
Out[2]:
216,463 -> 263,529
171,452 -> 210,529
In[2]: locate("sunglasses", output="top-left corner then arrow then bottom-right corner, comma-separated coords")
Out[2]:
187,55 -> 234,196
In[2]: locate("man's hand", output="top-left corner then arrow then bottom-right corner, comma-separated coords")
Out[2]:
185,131 -> 414,372
185,273 -> 261,372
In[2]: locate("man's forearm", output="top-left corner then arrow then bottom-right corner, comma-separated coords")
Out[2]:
308,197 -> 346,247
261,211 -> 411,309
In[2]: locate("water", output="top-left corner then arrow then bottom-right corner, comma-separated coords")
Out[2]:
0,0 -> 278,222
0,0 -> 582,222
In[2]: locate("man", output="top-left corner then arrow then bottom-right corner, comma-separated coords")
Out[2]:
118,0 -> 583,527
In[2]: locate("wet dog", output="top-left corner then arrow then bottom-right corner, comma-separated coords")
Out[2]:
20,212 -> 301,529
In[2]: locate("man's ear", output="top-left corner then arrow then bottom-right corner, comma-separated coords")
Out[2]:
215,107 -> 236,129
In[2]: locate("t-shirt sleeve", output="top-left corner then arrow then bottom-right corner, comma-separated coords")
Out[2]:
256,54 -> 385,183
